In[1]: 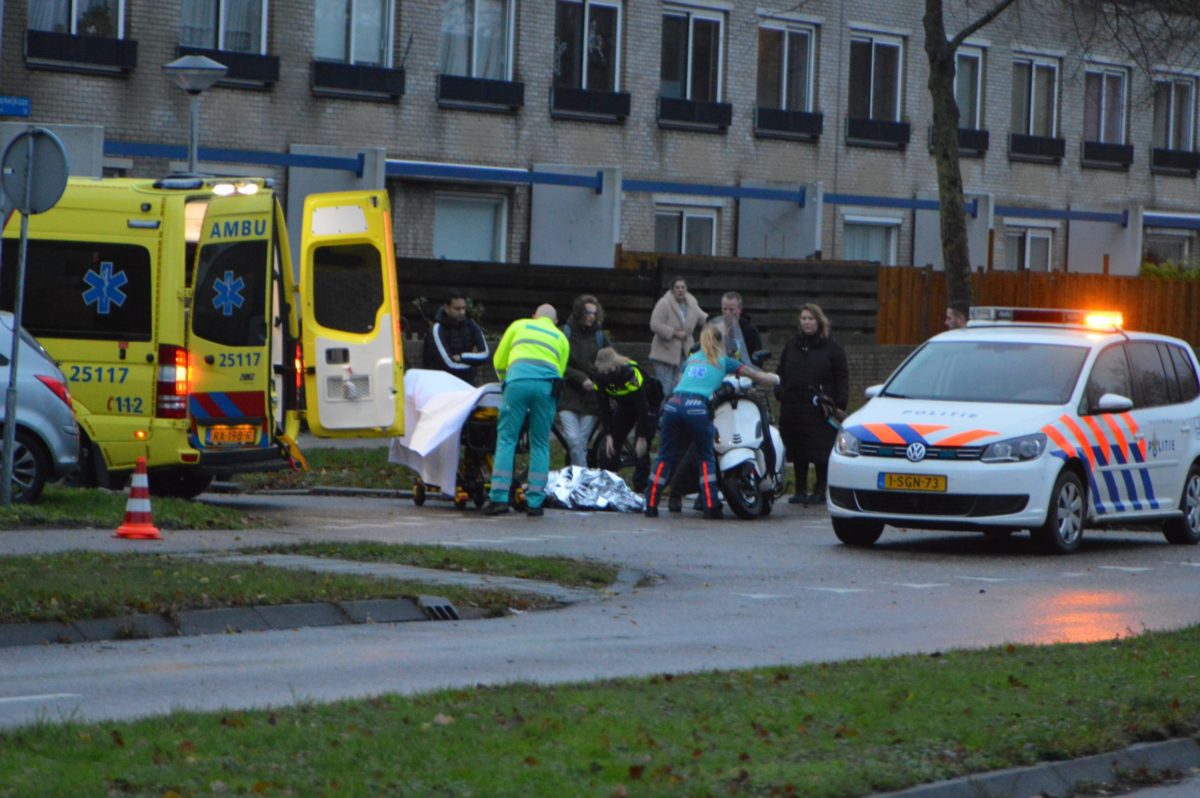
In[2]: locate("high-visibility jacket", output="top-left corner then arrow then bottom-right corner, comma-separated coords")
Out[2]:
493,316 -> 569,381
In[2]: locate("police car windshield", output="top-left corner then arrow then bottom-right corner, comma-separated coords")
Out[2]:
883,341 -> 1089,404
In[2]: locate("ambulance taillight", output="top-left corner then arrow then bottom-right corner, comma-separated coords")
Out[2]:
156,344 -> 190,419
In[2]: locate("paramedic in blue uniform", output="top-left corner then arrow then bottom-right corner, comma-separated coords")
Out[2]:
422,289 -> 490,386
482,304 -> 570,518
644,324 -> 780,519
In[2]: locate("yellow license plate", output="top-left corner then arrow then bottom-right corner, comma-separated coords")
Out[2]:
880,473 -> 947,492
207,425 -> 257,445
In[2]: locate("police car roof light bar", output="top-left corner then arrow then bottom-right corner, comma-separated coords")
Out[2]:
969,306 -> 1124,330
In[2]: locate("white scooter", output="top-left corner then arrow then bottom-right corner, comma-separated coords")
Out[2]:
711,370 -> 786,519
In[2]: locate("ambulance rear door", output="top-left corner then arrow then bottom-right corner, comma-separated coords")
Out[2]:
299,190 -> 403,437
187,192 -> 277,454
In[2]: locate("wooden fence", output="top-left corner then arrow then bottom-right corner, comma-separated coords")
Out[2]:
878,267 -> 1200,347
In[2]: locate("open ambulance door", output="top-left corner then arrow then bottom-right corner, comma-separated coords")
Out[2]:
187,192 -> 279,455
299,190 -> 404,438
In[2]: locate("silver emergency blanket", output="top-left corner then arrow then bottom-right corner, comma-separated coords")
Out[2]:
546,466 -> 645,512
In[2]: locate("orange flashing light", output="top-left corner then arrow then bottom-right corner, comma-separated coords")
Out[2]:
1084,311 -> 1123,330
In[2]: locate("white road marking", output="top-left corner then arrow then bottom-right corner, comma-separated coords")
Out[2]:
802,586 -> 869,594
0,693 -> 82,705
1059,572 -> 1088,577
497,537 -> 545,543
888,582 -> 948,589
430,541 -> 470,547
954,576 -> 1012,583
1098,566 -> 1151,573
734,593 -> 792,600
1176,562 -> 1200,568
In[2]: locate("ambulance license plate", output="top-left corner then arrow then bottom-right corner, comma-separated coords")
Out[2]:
207,425 -> 256,445
879,473 -> 947,492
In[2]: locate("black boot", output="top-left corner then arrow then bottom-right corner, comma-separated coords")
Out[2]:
810,484 -> 826,504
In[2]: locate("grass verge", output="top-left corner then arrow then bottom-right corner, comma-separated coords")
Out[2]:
3,627 -> 1199,796
0,486 -> 271,530
0,552 -> 554,624
233,447 -> 413,491
242,542 -> 619,589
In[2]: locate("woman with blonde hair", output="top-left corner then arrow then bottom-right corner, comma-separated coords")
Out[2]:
648,277 -> 706,392
645,323 -> 779,519
776,303 -> 849,505
592,347 -> 660,493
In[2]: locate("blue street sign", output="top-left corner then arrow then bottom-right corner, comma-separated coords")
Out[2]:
0,96 -> 31,117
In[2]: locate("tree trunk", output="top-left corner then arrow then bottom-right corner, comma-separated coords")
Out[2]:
924,0 -> 973,306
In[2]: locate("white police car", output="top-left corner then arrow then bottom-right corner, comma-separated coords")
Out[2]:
828,307 -> 1200,553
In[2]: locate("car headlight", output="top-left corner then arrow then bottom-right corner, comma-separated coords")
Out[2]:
980,433 -> 1046,463
835,429 -> 861,457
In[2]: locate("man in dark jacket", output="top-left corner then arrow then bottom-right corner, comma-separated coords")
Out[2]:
720,292 -> 762,365
422,289 -> 489,386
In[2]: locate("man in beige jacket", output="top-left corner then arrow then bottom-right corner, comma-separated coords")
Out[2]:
648,277 -> 706,392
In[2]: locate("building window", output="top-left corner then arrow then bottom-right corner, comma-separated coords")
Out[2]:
554,0 -> 620,92
955,46 -> 983,129
848,33 -> 902,121
440,0 -> 514,81
434,195 -> 506,262
1011,55 -> 1058,137
1004,228 -> 1052,271
843,218 -> 899,265
756,22 -> 814,112
655,207 -> 716,255
29,0 -> 124,37
181,1 -> 266,53
1153,77 -> 1196,151
1144,231 -> 1194,266
660,7 -> 724,102
1084,65 -> 1127,144
314,0 -> 392,65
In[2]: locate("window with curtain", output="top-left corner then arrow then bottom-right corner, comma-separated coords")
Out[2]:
1004,228 -> 1052,271
847,34 -> 902,121
843,221 -> 897,265
756,23 -> 813,111
29,0 -> 123,37
1143,232 -> 1193,265
660,7 -> 724,102
955,47 -> 983,129
315,0 -> 392,65
654,208 -> 716,255
553,0 -> 620,92
1083,66 -> 1127,144
434,196 -> 506,261
181,0 -> 266,53
1153,77 -> 1196,151
1012,56 -> 1058,137
441,0 -> 513,81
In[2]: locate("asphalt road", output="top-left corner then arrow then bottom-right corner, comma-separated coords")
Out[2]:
1,494 -> 1198,730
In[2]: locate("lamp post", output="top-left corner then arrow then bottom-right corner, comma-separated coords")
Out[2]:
162,55 -> 228,175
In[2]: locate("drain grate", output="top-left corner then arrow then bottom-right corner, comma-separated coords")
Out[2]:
417,595 -> 460,621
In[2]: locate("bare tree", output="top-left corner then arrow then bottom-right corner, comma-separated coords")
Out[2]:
923,0 -> 1200,305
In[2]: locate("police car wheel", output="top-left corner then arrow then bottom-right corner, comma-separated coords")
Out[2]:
1162,466 -> 1200,545
832,516 -> 883,547
1034,470 -> 1085,554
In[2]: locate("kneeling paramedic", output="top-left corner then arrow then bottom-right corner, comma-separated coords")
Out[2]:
645,324 -> 779,519
483,304 -> 570,517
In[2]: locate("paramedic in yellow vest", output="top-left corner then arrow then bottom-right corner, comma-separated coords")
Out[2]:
483,304 -> 570,517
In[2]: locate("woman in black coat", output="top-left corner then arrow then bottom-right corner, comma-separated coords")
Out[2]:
775,303 -> 849,505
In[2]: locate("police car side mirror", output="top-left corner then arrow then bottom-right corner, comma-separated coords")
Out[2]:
864,384 -> 883,399
1095,393 -> 1133,413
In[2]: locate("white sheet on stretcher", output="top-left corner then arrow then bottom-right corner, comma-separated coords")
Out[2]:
388,369 -> 502,496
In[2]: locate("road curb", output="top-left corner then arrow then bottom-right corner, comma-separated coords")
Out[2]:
871,737 -> 1200,798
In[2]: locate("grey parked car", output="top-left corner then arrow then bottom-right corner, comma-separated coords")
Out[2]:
0,312 -> 78,501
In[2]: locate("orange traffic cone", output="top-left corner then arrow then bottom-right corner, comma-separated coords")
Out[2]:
114,457 -> 161,540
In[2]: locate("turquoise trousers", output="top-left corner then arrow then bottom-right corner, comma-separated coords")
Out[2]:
489,378 -> 557,509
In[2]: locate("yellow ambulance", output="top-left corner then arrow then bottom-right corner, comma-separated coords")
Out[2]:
0,176 -> 403,496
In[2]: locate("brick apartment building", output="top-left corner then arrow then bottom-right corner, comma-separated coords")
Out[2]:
1,0 -> 1198,275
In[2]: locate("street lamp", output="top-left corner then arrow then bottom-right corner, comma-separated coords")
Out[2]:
162,55 -> 228,175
